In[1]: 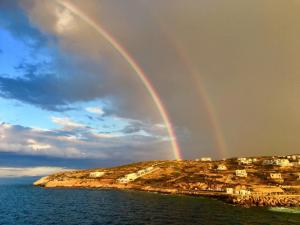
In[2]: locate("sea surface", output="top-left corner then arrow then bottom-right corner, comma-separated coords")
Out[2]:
0,179 -> 299,225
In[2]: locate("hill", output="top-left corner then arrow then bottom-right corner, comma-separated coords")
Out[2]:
34,156 -> 300,207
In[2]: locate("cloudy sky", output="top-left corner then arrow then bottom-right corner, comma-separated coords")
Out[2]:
0,0 -> 300,176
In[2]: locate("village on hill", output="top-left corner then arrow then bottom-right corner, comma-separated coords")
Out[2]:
34,154 -> 300,207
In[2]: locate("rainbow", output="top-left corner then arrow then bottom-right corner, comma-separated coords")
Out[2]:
54,0 -> 182,160
169,38 -> 227,158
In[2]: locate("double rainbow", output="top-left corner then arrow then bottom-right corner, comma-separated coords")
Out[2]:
54,0 -> 182,160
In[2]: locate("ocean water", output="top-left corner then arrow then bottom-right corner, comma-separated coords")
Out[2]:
0,181 -> 299,225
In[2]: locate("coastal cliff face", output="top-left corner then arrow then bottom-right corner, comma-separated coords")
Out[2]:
34,157 -> 300,207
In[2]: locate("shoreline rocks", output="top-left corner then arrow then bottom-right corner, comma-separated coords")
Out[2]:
228,195 -> 300,207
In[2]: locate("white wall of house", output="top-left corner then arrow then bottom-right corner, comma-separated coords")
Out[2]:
200,157 -> 212,161
89,171 -> 105,178
235,170 -> 247,177
270,173 -> 282,179
226,188 -> 233,194
217,164 -> 227,170
118,166 -> 158,183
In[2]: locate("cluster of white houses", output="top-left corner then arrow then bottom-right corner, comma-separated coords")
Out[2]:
237,157 -> 257,165
118,166 -> 158,183
262,155 -> 300,166
262,158 -> 292,166
287,154 -> 300,161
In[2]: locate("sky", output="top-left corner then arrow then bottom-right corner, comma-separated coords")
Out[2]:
0,0 -> 300,177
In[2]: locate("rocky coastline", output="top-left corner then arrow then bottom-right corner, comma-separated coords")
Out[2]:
34,157 -> 300,207
228,195 -> 300,207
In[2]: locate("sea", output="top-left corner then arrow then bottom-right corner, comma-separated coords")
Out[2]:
0,178 -> 299,225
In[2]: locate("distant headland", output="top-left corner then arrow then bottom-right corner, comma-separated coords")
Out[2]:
34,155 -> 300,207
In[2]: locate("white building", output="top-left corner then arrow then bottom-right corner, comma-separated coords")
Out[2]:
89,171 -> 105,178
237,157 -> 254,165
287,155 -> 300,160
217,164 -> 227,171
118,166 -> 157,183
270,173 -> 282,179
199,157 -> 212,162
274,159 -> 292,167
238,189 -> 251,196
118,173 -> 138,183
262,159 -> 274,165
226,188 -> 234,194
263,159 -> 292,167
235,169 -> 247,177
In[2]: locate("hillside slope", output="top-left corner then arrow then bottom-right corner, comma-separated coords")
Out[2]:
34,157 -> 300,207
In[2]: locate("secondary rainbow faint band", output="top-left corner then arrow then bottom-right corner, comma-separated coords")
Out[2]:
55,0 -> 182,160
168,37 -> 227,159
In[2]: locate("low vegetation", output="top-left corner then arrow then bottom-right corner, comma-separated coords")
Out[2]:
34,155 -> 300,207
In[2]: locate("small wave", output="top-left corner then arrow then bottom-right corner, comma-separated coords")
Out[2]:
269,207 -> 300,214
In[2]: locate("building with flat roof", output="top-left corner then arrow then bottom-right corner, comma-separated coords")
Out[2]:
217,164 -> 227,171
270,173 -> 282,179
199,157 -> 212,162
235,169 -> 247,177
89,171 -> 105,178
226,188 -> 234,194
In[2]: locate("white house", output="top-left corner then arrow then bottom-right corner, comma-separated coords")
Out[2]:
287,155 -> 300,160
263,159 -> 274,165
237,158 -> 253,165
89,171 -> 105,178
237,157 -> 247,161
200,157 -> 212,162
226,188 -> 234,194
118,166 -> 157,183
263,159 -> 292,166
274,159 -> 292,167
118,173 -> 139,183
217,164 -> 227,171
235,169 -> 247,177
270,173 -> 282,179
238,189 -> 251,196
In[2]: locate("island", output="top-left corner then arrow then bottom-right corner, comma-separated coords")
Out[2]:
34,155 -> 300,207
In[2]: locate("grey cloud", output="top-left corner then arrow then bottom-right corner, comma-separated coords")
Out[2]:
0,122 -> 172,161
0,0 -> 49,49
3,0 -> 300,160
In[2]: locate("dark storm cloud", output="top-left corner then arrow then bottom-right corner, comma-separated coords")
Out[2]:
0,70 -> 107,111
0,1 -> 160,121
0,152 -> 129,169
